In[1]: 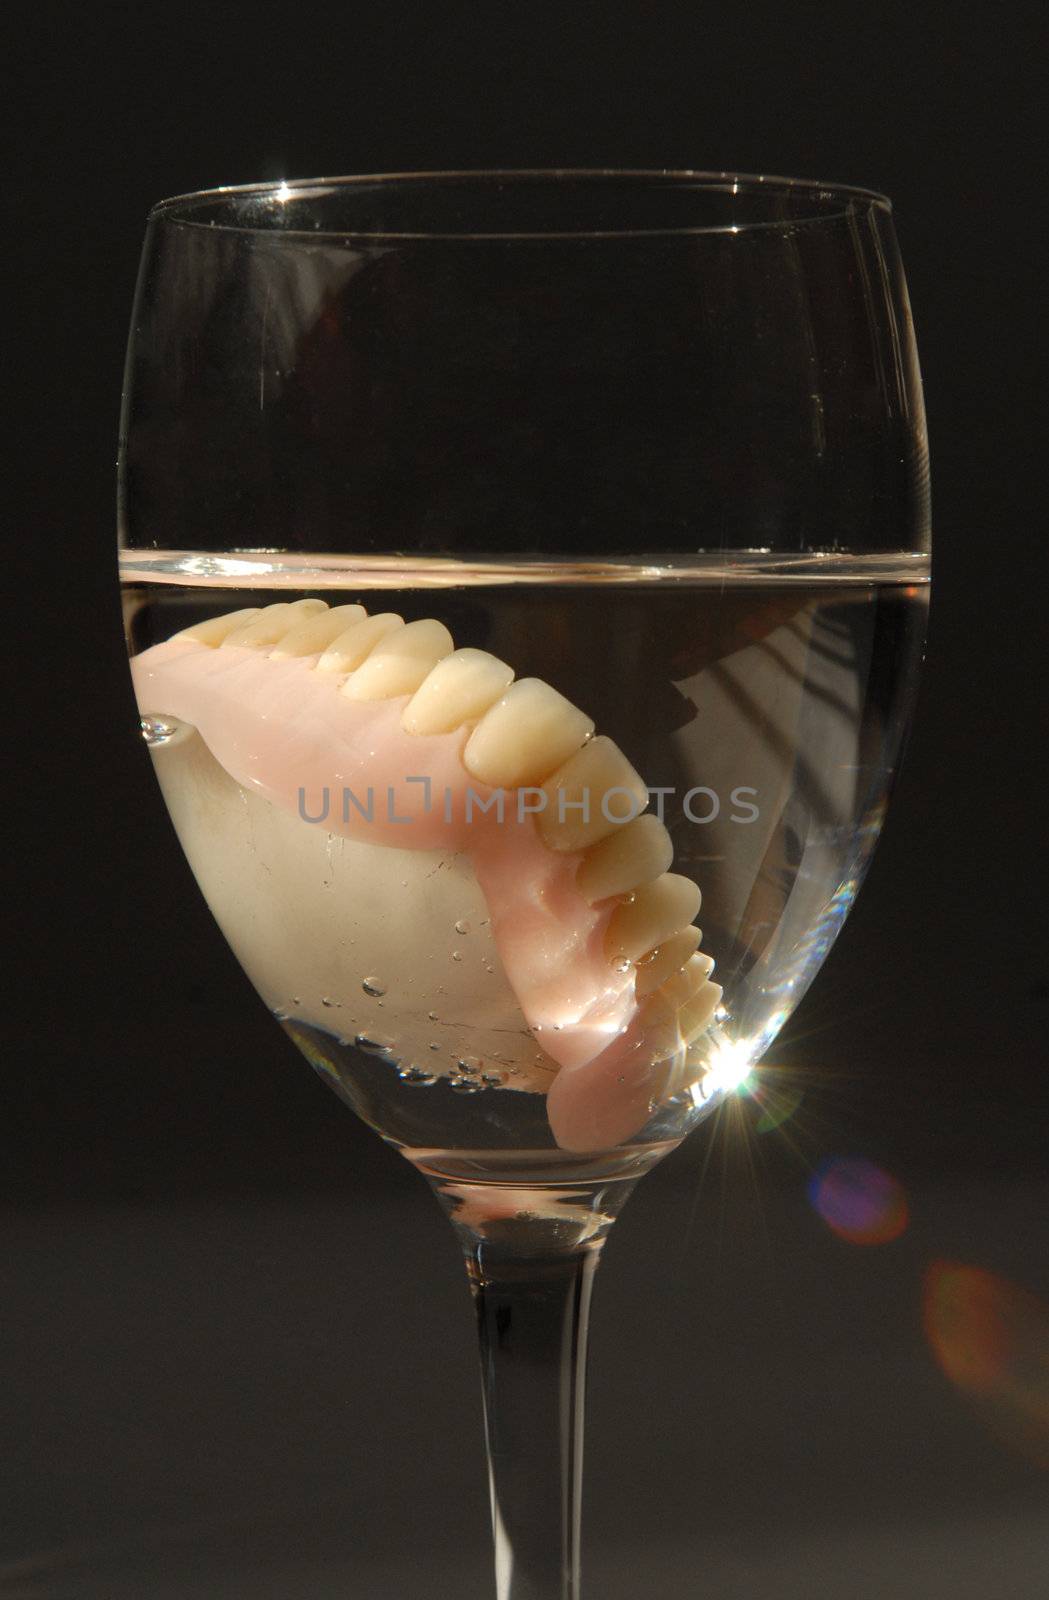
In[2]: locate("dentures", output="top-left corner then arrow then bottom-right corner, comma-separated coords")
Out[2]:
131,600 -> 722,1150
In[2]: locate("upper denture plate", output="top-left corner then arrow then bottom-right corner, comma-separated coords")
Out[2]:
634,927 -> 703,998
463,680 -> 595,789
606,873 -> 702,962
575,814 -> 673,903
341,618 -> 455,701
316,613 -> 404,673
222,599 -> 326,648
270,604 -> 366,658
402,648 -> 515,735
536,736 -> 648,852
176,607 -> 263,646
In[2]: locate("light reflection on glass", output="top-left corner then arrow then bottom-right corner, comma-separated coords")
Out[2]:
689,1036 -> 754,1108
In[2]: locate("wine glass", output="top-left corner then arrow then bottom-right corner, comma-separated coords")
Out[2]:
119,170 -> 929,1599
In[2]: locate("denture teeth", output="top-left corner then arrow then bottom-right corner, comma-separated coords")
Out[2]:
463,679 -> 595,789
637,974 -> 721,1069
536,736 -> 649,852
316,613 -> 404,674
658,951 -> 716,1009
634,990 -> 686,1062
678,980 -> 723,1043
634,927 -> 703,999
575,814 -> 673,904
401,648 -> 515,736
341,619 -> 455,701
270,604 -> 367,658
605,873 -> 702,963
176,607 -> 263,646
222,599 -> 327,648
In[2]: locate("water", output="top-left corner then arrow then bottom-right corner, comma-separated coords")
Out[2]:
122,551 -> 927,1184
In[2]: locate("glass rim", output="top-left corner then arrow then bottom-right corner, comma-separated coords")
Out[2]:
147,167 -> 893,239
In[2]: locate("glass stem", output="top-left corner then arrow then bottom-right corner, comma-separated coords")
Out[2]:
464,1234 -> 602,1600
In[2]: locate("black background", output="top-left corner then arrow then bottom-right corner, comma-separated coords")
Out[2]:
4,3 -> 1048,1594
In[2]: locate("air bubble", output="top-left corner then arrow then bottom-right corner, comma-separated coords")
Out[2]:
427,1011 -> 439,1022
612,957 -> 632,975
429,1041 -> 442,1053
362,978 -> 386,997
140,716 -> 180,746
355,1033 -> 395,1056
450,1076 -> 482,1094
454,919 -> 470,936
457,1056 -> 482,1075
481,1070 -> 507,1087
451,950 -> 463,963
399,1065 -> 437,1086
321,997 -> 337,1008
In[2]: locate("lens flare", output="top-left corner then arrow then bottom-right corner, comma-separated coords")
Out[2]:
754,1075 -> 804,1134
808,1156 -> 908,1245
706,1038 -> 753,1095
923,1262 -> 1049,1466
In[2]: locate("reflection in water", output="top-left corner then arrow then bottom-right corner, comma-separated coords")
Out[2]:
808,1156 -> 909,1245
924,1262 -> 1049,1467
672,585 -> 922,1063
